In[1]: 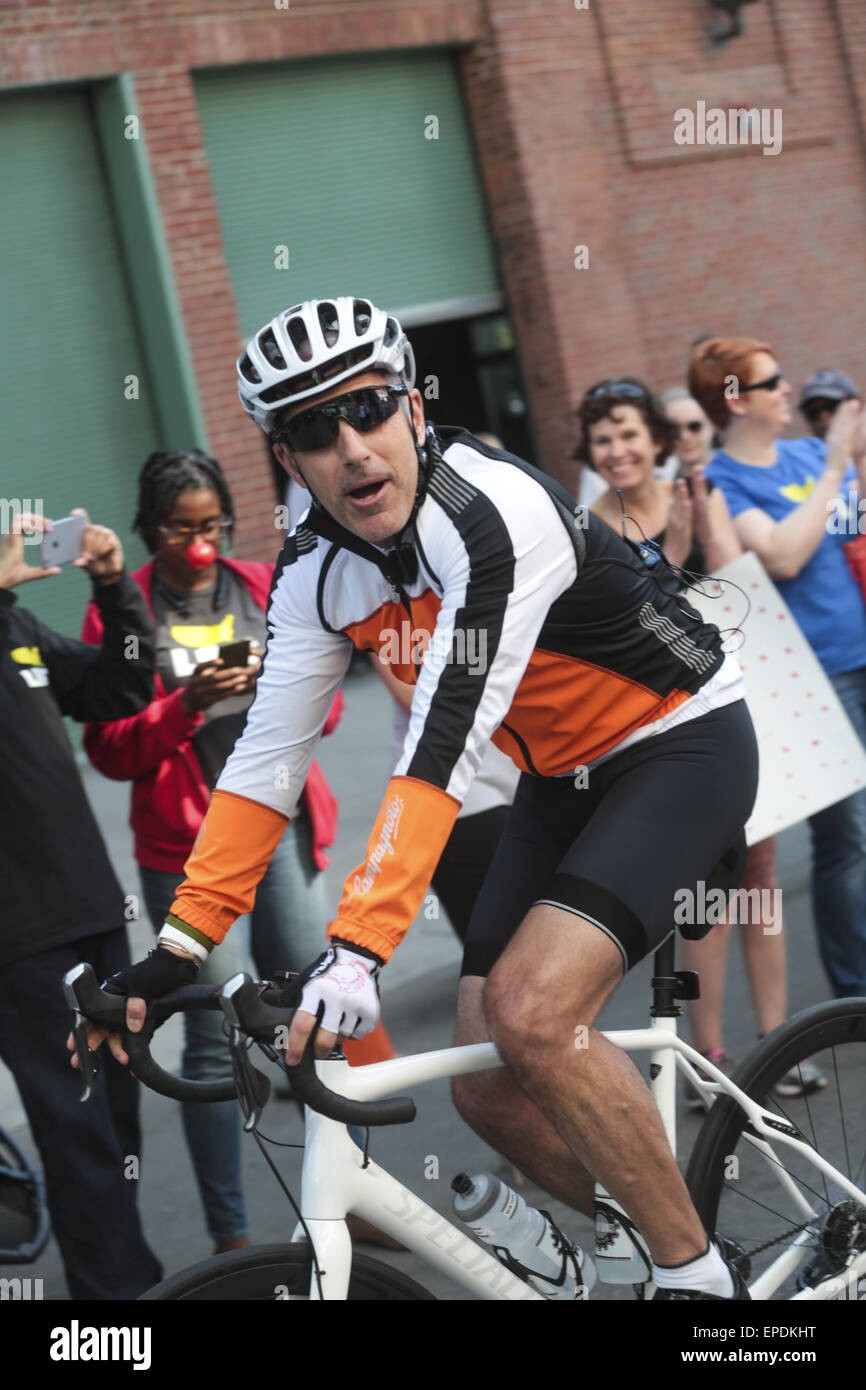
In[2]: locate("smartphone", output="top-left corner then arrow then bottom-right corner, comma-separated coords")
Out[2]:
40,514 -> 87,567
217,637 -> 252,668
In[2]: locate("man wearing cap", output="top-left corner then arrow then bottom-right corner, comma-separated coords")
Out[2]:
799,369 -> 860,442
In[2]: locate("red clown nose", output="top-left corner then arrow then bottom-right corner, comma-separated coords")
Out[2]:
185,540 -> 216,570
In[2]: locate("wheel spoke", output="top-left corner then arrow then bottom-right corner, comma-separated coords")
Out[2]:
830,1047 -> 853,1182
795,1072 -> 831,1209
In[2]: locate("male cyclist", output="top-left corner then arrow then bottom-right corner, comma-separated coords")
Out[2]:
76,298 -> 757,1299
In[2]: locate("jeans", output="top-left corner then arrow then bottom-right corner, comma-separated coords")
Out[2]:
139,811 -> 327,1241
0,930 -> 163,1298
808,666 -> 866,996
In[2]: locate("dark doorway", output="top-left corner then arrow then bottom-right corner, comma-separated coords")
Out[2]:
411,312 -> 537,463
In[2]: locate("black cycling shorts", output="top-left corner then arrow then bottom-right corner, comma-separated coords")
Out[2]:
461,698 -> 759,978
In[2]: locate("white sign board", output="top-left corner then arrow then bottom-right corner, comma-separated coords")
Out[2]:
686,551 -> 866,845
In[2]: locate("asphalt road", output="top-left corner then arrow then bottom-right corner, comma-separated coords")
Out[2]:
0,665 -> 855,1303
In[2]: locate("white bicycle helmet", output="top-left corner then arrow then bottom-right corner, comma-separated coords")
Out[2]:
237,297 -> 416,435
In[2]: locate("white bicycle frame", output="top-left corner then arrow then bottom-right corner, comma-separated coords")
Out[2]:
286,1012 -> 866,1301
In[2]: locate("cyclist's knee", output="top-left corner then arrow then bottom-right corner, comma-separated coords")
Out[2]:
483,969 -> 556,1064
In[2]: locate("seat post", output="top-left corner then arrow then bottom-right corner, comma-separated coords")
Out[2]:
651,933 -> 699,1017
654,934 -> 676,978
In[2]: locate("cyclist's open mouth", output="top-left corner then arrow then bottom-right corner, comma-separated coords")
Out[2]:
347,480 -> 388,506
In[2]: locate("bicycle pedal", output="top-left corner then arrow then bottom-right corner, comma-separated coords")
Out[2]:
715,1233 -> 751,1283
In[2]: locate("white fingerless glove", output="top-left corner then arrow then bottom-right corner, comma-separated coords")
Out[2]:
296,944 -> 382,1039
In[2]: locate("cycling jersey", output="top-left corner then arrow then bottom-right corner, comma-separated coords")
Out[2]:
167,429 -> 743,963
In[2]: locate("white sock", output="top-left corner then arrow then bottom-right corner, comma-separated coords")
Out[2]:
652,1242 -> 735,1297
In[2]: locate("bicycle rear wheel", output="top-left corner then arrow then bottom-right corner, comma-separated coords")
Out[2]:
139,1241 -> 436,1300
686,998 -> 866,1300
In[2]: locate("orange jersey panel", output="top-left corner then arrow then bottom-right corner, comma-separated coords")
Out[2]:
491,648 -> 694,775
345,589 -> 442,686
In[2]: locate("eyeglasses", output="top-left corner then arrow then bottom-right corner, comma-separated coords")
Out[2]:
274,385 -> 408,453
802,399 -> 839,423
589,380 -> 649,401
158,518 -> 231,545
740,372 -> 785,394
676,420 -> 705,435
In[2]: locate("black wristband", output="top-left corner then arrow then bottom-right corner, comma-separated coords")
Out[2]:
103,946 -> 199,1001
330,938 -> 385,969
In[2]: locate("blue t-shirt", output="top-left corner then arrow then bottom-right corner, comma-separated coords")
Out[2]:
707,437 -> 866,675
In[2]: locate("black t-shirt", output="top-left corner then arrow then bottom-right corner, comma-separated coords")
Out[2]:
0,574 -> 154,967
150,563 -> 269,787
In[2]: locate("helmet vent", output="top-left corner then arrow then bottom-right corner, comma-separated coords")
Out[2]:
353,299 -> 372,335
258,329 -> 286,371
238,353 -> 261,385
317,301 -> 340,348
384,317 -> 399,347
286,316 -> 313,361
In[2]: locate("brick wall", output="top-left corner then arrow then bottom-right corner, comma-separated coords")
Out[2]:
464,0 -> 866,494
3,0 -> 866,534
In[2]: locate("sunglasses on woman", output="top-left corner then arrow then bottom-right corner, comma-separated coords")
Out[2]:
740,372 -> 785,394
676,420 -> 705,435
274,384 -> 409,452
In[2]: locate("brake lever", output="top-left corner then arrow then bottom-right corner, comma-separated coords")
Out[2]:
228,1026 -> 271,1132
68,1007 -> 99,1103
63,962 -> 127,1104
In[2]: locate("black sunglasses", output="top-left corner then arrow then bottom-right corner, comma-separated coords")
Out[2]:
740,372 -> 784,394
676,420 -> 704,435
275,385 -> 408,452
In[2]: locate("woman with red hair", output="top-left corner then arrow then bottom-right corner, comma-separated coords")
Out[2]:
692,338 -> 866,1019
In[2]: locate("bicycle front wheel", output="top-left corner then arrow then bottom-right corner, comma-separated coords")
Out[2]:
686,998 -> 866,1300
140,1241 -> 436,1301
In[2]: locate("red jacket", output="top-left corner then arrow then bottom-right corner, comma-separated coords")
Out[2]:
81,557 -> 342,873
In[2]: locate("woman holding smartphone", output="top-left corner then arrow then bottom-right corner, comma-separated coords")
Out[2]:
80,450 -> 388,1254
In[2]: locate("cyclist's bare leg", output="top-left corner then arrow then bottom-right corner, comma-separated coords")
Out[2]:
452,977 -> 596,1215
483,904 -> 709,1268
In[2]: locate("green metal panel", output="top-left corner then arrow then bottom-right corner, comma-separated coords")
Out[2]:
0,83 -> 159,639
92,75 -> 209,452
195,50 -> 501,336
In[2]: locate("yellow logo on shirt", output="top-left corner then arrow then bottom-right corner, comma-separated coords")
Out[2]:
779,478 -> 816,503
169,615 -> 235,648
10,646 -> 43,666
10,646 -> 49,688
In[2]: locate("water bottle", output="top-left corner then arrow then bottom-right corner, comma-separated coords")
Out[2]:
593,1184 -> 652,1283
451,1171 -> 595,1300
